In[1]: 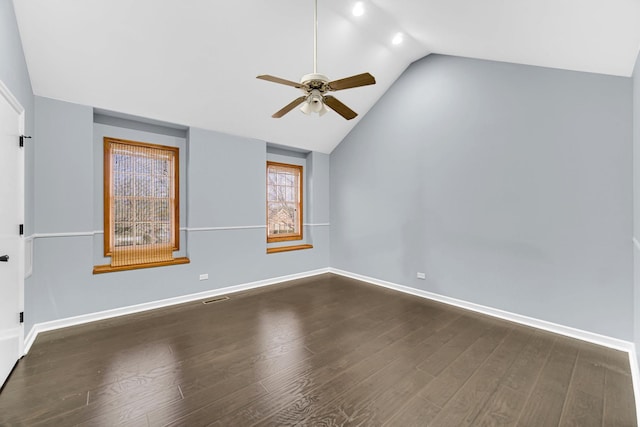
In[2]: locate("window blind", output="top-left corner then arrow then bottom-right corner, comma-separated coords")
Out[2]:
108,140 -> 176,267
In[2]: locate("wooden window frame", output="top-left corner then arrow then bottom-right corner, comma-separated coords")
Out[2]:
266,161 -> 303,243
102,137 -> 180,258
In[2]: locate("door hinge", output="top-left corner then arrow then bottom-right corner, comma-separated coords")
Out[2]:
19,312 -> 23,324
19,135 -> 31,147
19,224 -> 23,235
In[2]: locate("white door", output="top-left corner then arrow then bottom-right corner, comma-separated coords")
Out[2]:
0,81 -> 24,388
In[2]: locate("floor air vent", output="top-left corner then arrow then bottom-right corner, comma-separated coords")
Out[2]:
202,296 -> 230,304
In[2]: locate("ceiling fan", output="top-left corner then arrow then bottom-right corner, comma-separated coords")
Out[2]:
257,0 -> 376,120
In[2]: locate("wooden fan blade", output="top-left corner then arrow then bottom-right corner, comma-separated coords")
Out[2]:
257,75 -> 303,88
328,72 -> 376,91
323,96 -> 357,120
272,96 -> 307,118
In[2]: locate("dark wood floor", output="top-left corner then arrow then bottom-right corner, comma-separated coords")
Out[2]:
0,273 -> 636,426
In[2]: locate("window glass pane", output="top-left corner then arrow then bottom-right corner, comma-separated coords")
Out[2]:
114,174 -> 132,196
268,185 -> 277,202
137,175 -> 153,197
114,222 -> 133,247
135,156 -> 153,174
156,158 -> 169,176
154,224 -> 170,244
135,200 -> 153,221
114,154 -> 131,172
155,200 -> 170,221
114,199 -> 132,221
268,203 -> 295,233
154,176 -> 169,197
135,223 -> 153,245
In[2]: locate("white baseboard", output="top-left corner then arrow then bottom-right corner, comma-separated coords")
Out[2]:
23,268 -> 329,355
329,268 -> 633,353
23,326 -> 37,355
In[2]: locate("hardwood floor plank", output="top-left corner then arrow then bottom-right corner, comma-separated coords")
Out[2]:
603,369 -> 637,427
0,387 -> 87,426
178,340 -> 314,397
415,318 -> 491,376
602,346 -> 634,376
253,315 -> 476,426
110,413 -> 149,427
515,339 -> 580,426
427,328 -> 532,426
417,325 -> 511,408
153,382 -> 268,426
151,304 -> 449,426
557,342 -> 606,426
311,367 -> 435,426
33,385 -> 181,426
356,368 -> 435,425
559,390 -> 603,427
472,384 -> 527,427
383,394 -> 441,426
223,312 -> 461,426
217,323 -> 439,426
294,357 -> 430,426
260,307 -> 458,395
500,331 -> 555,394
470,330 -> 550,427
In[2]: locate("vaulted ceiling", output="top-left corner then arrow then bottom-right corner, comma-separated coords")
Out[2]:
13,0 -> 640,153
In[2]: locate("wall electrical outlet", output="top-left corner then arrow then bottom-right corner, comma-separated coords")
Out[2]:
416,272 -> 426,280
199,273 -> 209,281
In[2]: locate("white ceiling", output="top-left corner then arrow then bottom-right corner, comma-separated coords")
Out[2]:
12,0 -> 640,153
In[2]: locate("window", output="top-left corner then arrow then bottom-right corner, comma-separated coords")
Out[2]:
267,162 -> 303,243
94,137 -> 188,273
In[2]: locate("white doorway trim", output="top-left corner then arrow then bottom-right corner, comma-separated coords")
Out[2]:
0,80 -> 25,133
0,79 -> 25,366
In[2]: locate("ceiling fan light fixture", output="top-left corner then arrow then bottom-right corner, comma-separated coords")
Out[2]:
300,101 -> 312,115
300,90 -> 325,115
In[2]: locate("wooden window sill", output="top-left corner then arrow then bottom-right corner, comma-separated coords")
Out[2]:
267,234 -> 303,243
266,244 -> 313,254
93,257 -> 190,274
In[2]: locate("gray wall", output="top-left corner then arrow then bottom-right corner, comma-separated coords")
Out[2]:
26,97 -> 330,333
331,54 -> 633,340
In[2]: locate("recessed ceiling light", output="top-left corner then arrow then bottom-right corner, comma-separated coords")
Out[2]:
392,32 -> 404,45
352,2 -> 365,17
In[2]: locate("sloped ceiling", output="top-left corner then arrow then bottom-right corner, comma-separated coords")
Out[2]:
12,0 -> 640,153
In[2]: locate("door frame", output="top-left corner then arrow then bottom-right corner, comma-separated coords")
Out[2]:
0,79 -> 26,358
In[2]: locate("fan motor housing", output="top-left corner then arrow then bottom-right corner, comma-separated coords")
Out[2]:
301,73 -> 329,92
